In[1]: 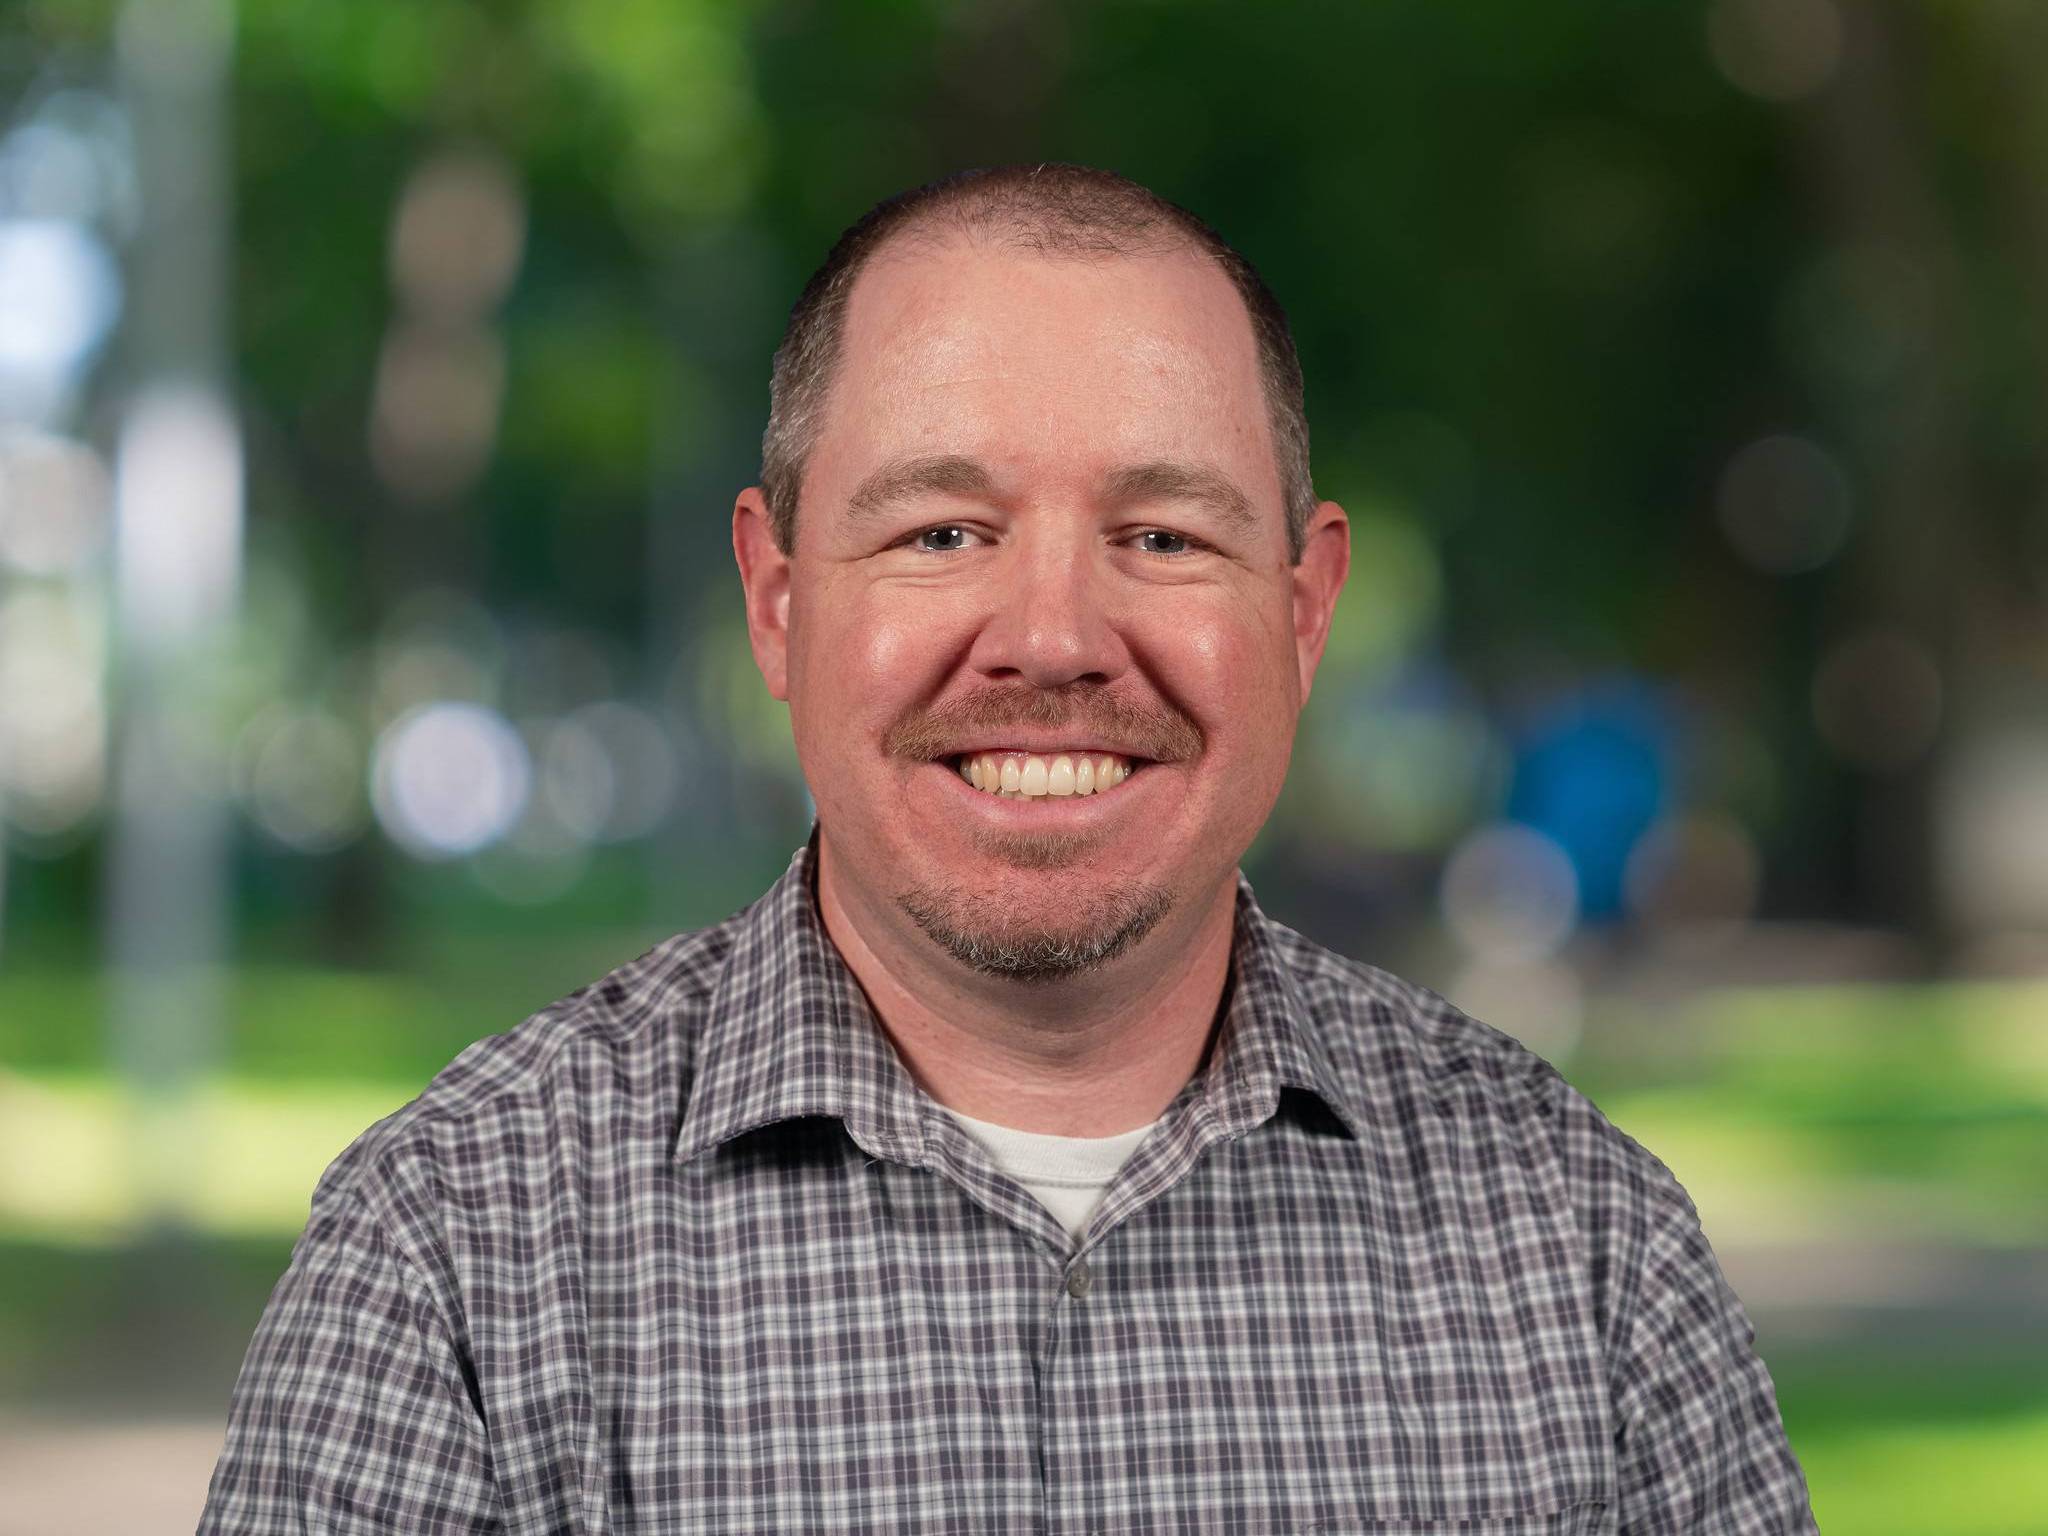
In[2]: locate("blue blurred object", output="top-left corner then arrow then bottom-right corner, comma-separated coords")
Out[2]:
1503,676 -> 1675,920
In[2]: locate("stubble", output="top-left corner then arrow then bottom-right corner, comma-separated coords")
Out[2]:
896,857 -> 1174,983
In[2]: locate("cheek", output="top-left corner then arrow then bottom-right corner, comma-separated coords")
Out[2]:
838,612 -> 923,690
789,585 -> 965,754
1146,598 -> 1299,739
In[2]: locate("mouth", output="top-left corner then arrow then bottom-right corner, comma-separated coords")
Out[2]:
948,749 -> 1144,799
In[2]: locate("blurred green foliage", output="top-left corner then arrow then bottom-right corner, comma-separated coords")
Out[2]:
5,967 -> 2048,1516
7,0 -> 2048,1517
5,0 -> 2042,935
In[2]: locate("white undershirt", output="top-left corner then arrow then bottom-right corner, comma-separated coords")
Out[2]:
939,1106 -> 1163,1246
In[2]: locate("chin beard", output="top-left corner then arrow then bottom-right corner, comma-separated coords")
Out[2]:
896,878 -> 1174,984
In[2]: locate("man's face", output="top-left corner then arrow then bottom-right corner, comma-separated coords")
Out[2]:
736,232 -> 1347,982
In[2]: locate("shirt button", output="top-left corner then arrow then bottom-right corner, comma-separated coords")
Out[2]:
1066,1260 -> 1092,1298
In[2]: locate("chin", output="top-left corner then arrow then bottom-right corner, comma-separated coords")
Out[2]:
893,876 -> 1175,985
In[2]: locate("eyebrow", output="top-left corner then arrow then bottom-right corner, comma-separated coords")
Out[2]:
838,452 -> 1262,539
1099,460 -> 1259,538
844,454 -> 999,525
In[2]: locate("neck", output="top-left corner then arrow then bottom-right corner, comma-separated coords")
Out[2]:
814,834 -> 1238,1138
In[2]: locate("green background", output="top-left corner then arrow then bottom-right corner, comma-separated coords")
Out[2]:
3,0 -> 2046,1529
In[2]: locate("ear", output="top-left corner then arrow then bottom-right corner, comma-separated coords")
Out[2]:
1290,500 -> 1350,705
733,486 -> 793,702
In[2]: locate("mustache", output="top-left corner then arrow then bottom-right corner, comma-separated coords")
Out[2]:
882,683 -> 1204,765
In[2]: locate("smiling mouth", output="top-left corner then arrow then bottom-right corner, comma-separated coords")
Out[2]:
952,750 -> 1139,799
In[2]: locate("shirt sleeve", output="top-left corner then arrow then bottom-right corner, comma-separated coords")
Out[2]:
197,1178 -> 502,1534
1611,1185 -> 1817,1535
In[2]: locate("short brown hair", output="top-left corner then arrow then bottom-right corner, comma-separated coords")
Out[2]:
759,164 -> 1316,561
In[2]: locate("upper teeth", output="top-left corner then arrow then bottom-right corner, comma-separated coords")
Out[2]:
959,751 -> 1132,797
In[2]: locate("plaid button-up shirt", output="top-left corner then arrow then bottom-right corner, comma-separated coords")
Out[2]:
200,839 -> 1815,1534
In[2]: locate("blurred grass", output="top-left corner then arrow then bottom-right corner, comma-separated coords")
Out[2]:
0,1071 -> 414,1242
1573,977 -> 2048,1248
3,963 -> 2046,1522
1798,1409 -> 2048,1535
1777,1358 -> 2048,1535
3,963 -> 2045,1246
0,936 -> 664,1082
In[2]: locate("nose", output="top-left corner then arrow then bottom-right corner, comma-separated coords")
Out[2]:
965,536 -> 1130,689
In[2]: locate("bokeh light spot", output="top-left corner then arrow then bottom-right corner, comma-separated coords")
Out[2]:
232,705 -> 367,854
1716,434 -> 1852,575
0,586 -> 106,836
1707,0 -> 1843,103
1811,629 -> 1942,772
388,148 -> 525,325
371,701 -> 529,859
0,428 -> 110,576
1623,809 -> 1763,948
1441,821 -> 1581,964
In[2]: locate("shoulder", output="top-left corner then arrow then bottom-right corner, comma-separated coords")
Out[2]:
1264,913 -> 1705,1322
300,906 -> 746,1231
1261,913 -> 1567,1126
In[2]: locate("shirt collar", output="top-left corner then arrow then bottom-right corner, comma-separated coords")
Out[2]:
672,833 -> 1365,1167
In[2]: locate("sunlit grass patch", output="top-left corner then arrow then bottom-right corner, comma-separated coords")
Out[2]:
1799,1408 -> 2048,1536
1679,976 -> 2048,1112
1597,1084 -> 2048,1248
0,965 -> 496,1080
0,1070 -> 416,1244
1575,976 -> 2048,1249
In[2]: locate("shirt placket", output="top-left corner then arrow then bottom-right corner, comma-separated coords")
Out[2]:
914,1091 -> 1256,1536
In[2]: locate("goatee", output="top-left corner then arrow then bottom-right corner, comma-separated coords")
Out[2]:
896,879 -> 1174,984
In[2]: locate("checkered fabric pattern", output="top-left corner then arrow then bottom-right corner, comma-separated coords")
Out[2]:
199,838 -> 1815,1534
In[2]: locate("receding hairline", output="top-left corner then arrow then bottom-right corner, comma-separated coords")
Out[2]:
760,163 -> 1317,562
871,198 -> 1204,267
852,215 -> 1250,316
820,200 -> 1264,363
811,234 -> 1277,552
804,224 -> 1284,526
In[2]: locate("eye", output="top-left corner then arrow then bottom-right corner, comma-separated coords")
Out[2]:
1132,529 -> 1195,556
912,525 -> 975,552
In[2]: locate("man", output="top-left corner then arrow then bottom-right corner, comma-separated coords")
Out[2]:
202,164 -> 1815,1533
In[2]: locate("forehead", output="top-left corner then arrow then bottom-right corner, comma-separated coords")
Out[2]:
815,230 -> 1275,488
